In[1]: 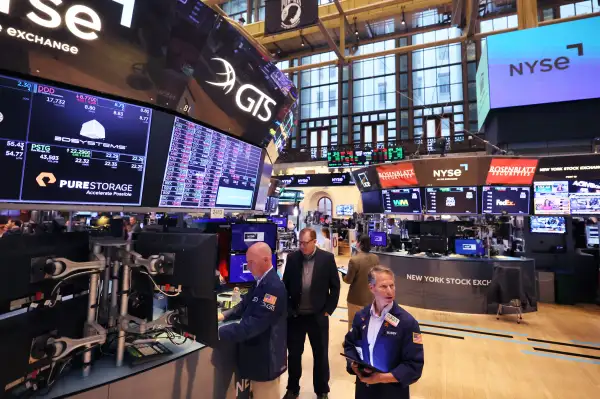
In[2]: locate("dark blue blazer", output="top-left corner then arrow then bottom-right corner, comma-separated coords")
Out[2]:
219,268 -> 288,381
343,302 -> 424,399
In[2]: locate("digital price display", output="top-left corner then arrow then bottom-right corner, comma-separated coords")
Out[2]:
159,117 -> 262,209
482,186 -> 530,215
381,188 -> 422,214
328,147 -> 403,167
0,74 -> 151,205
425,187 -> 478,214
533,181 -> 570,215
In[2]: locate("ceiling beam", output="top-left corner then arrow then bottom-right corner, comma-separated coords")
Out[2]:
333,0 -> 355,45
317,20 -> 345,60
365,21 -> 374,39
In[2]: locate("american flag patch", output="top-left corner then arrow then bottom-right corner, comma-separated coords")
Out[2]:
263,294 -> 277,305
413,332 -> 423,345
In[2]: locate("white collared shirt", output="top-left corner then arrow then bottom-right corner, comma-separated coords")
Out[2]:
367,302 -> 393,366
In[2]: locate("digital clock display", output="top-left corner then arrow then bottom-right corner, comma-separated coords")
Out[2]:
0,73 -> 152,205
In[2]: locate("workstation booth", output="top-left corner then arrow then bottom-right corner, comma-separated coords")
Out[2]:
351,154 -> 600,315
0,1 -> 296,398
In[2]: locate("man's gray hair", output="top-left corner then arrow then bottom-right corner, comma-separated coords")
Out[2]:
368,265 -> 395,285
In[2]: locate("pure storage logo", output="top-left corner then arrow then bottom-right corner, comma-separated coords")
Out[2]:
486,158 -> 538,185
36,173 -> 133,197
377,163 -> 418,189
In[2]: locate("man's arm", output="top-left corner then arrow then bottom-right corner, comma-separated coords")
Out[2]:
343,258 -> 357,284
389,319 -> 425,386
221,290 -> 250,321
282,256 -> 294,315
324,253 -> 341,315
219,286 -> 286,343
343,311 -> 364,375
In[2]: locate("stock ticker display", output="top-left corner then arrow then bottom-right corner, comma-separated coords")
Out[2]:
158,117 -> 262,209
425,187 -> 478,215
0,74 -> 151,205
327,147 -> 403,168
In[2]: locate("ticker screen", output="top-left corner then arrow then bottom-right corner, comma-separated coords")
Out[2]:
0,74 -> 151,205
533,181 -> 570,215
159,117 -> 262,209
381,188 -> 422,214
482,186 -> 530,215
425,187 -> 478,214
328,147 -> 403,167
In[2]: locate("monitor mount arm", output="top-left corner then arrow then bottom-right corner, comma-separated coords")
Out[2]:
41,322 -> 107,362
119,311 -> 178,335
43,253 -> 106,280
119,250 -> 174,276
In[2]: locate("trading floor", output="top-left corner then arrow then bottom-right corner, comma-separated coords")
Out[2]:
280,256 -> 600,399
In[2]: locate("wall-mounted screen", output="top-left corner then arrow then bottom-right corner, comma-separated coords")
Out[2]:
336,205 -> 354,216
455,239 -> 485,256
328,147 -> 403,167
530,216 -> 566,234
230,223 -> 277,252
482,186 -> 530,215
369,232 -> 387,247
229,253 -> 277,283
425,187 -> 478,214
381,189 -> 422,214
0,74 -> 151,205
158,117 -> 263,209
361,191 -> 383,214
585,225 -> 599,247
533,181 -> 570,215
569,193 -> 600,215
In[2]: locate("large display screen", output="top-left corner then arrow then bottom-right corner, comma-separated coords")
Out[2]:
159,117 -> 262,209
229,253 -> 277,284
230,223 -> 277,252
328,147 -> 403,168
0,74 -> 151,205
486,17 -> 600,109
381,189 -> 422,214
530,216 -> 566,234
482,186 -> 530,215
336,205 -> 354,216
425,187 -> 477,214
533,181 -> 570,215
568,179 -> 600,214
361,191 -> 383,214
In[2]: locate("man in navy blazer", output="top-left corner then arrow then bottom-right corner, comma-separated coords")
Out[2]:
343,265 -> 424,399
219,242 -> 287,399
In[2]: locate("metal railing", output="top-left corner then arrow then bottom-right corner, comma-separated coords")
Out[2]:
278,133 -> 487,163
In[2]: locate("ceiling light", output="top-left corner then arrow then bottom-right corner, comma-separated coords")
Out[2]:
402,10 -> 406,25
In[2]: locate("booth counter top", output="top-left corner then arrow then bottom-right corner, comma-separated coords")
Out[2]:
376,252 -> 537,314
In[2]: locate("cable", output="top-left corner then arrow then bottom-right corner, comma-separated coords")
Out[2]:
140,271 -> 181,297
50,270 -> 101,298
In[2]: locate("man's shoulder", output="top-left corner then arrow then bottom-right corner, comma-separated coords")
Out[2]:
392,303 -> 419,327
316,248 -> 335,261
355,305 -> 371,319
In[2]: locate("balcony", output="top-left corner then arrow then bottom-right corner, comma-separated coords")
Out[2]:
277,133 -> 488,163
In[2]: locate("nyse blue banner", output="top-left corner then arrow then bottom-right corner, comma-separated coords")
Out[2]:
487,16 -> 600,109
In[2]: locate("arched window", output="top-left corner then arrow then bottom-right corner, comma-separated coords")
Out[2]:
317,197 -> 332,217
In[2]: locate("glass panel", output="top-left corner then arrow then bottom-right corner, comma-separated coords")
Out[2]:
426,120 -> 436,138
441,118 -> 451,137
310,131 -> 318,147
364,125 -> 373,143
321,129 -> 329,146
376,124 -> 385,142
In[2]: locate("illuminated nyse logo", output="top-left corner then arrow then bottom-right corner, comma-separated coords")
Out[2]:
331,175 -> 346,184
281,0 -> 301,30
206,58 -> 276,123
509,43 -> 584,76
0,0 -> 136,40
496,199 -> 516,206
297,177 -> 310,185
433,164 -> 468,179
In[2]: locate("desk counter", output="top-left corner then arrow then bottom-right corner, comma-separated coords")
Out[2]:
376,252 -> 537,314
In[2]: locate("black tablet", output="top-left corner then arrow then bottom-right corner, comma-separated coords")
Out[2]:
340,353 -> 385,374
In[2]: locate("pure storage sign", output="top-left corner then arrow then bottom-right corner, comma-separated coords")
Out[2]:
0,0 -> 135,54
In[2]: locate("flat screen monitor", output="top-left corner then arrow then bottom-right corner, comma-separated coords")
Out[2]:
369,232 -> 387,247
158,117 -> 263,209
419,236 -> 447,254
530,216 -> 566,234
336,205 -> 354,216
569,193 -> 600,215
271,217 -> 287,228
229,253 -> 278,284
455,239 -> 485,256
231,223 -> 277,251
361,191 -> 383,214
425,187 -> 478,214
381,188 -> 422,214
0,74 -> 152,205
585,226 -> 599,247
254,154 -> 272,211
482,186 -> 530,215
533,181 -> 570,215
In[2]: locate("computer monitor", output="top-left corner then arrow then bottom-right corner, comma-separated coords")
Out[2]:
229,253 -> 278,284
270,217 -> 287,229
369,232 -> 387,247
419,236 -> 447,254
405,221 -> 421,236
529,216 -> 566,234
389,234 -> 402,250
230,223 -> 278,251
585,225 -> 599,247
454,239 -> 485,256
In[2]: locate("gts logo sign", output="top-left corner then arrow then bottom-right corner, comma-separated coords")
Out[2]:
509,43 -> 584,76
0,0 -> 135,41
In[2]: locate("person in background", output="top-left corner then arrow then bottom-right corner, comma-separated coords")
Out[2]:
343,234 -> 379,330
3,219 -> 22,236
282,228 -> 340,399
319,227 -> 333,253
129,216 -> 142,234
218,242 -> 287,399
0,224 -> 6,237
344,265 -> 424,399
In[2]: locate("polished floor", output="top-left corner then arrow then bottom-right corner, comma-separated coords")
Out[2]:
278,256 -> 600,399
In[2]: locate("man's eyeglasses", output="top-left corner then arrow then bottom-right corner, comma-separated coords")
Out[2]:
299,239 -> 315,246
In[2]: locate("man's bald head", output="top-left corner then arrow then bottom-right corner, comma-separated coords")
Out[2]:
246,242 -> 273,279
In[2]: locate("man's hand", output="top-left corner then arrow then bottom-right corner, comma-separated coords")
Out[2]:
324,312 -> 330,316
218,313 -> 225,322
350,361 -> 360,375
358,372 -> 397,385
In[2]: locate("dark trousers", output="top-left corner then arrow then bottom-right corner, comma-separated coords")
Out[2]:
286,314 -> 330,395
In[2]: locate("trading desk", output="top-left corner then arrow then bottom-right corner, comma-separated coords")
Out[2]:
377,252 -> 537,314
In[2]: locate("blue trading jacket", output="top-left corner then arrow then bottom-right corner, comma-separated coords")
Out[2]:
219,268 -> 288,382
343,302 -> 424,399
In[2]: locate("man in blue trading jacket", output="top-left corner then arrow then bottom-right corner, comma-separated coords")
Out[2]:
343,265 -> 424,399
219,242 -> 287,399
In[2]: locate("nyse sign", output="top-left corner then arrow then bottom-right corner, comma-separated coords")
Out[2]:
0,0 -> 135,54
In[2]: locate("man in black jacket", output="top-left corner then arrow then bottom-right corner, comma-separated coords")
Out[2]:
282,228 -> 340,399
